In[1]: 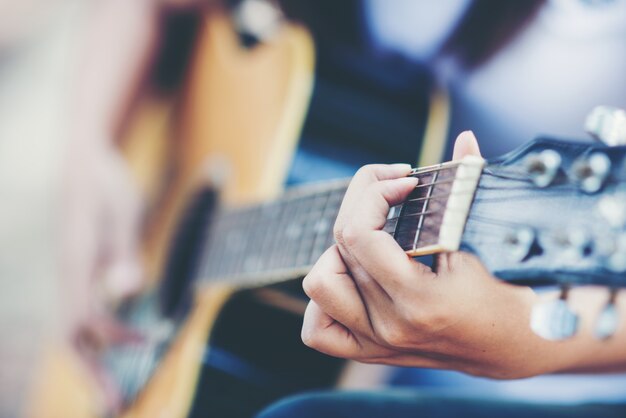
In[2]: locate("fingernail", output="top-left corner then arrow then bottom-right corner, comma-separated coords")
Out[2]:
390,163 -> 412,170
396,176 -> 419,186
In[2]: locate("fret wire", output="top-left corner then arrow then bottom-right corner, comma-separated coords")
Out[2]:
412,175 -> 479,190
309,190 -> 336,265
389,205 -> 469,222
405,190 -> 467,204
280,199 -> 299,270
292,196 -> 311,268
239,206 -> 265,274
395,222 -> 458,243
191,203 -> 214,280
203,210 -> 228,279
255,201 -> 282,272
303,200 -> 326,262
292,195 -> 313,269
303,197 -> 327,264
218,208 -> 241,276
202,167 -> 494,280
315,187 -> 345,258
223,212 -> 238,276
269,199 -> 293,270
297,198 -> 326,266
225,208 -> 247,276
410,162 -> 460,176
260,203 -> 282,271
413,170 -> 438,250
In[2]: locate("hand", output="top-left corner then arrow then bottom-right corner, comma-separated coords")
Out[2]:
301,131 -> 572,379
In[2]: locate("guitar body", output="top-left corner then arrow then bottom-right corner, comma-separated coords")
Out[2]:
27,5 -> 325,418
29,1 -> 447,414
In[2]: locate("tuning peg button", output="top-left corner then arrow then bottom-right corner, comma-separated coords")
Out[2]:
525,150 -> 562,187
530,288 -> 579,341
585,106 -> 626,146
551,228 -> 590,260
571,153 -> 611,193
598,194 -> 626,229
504,227 -> 536,261
595,302 -> 619,340
604,233 -> 626,273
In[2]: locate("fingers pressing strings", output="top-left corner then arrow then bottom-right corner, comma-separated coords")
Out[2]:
335,176 -> 426,297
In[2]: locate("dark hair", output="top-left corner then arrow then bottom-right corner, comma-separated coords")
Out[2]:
440,0 -> 546,69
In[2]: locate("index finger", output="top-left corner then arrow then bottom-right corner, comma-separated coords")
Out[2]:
335,164 -> 412,240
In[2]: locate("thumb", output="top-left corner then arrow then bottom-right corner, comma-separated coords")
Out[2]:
452,130 -> 482,161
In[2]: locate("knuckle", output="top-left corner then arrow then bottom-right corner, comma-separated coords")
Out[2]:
341,224 -> 360,248
302,270 -> 335,301
443,252 -> 481,276
380,325 -> 407,347
405,305 -> 450,334
333,222 -> 344,245
302,272 -> 323,299
354,164 -> 377,180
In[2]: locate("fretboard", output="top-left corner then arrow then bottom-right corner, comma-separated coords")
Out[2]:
385,156 -> 484,256
194,156 -> 484,285
196,180 -> 349,284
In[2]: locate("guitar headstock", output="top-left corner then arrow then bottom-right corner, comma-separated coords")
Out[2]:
461,137 -> 626,340
462,137 -> 626,289
384,135 -> 626,341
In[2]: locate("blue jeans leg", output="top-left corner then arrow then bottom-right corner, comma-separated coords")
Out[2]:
256,390 -> 626,418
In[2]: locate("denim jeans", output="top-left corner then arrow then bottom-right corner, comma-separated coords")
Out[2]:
257,390 -> 626,418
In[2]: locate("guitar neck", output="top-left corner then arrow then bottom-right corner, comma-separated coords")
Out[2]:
195,157 -> 485,286
196,179 -> 349,285
384,157 -> 485,256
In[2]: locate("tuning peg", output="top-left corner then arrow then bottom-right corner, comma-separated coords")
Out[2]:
550,228 -> 590,260
595,289 -> 619,340
525,150 -> 562,187
585,106 -> 626,146
598,194 -> 626,229
503,227 -> 537,261
530,287 -> 579,341
571,153 -> 611,193
602,233 -> 626,273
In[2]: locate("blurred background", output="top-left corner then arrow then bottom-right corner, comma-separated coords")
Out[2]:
1,0 -> 625,417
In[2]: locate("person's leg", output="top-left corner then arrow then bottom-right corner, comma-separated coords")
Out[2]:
257,390 -> 626,418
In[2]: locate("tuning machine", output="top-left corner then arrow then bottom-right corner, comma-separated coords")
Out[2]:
503,227 -> 537,261
598,194 -> 626,229
524,150 -> 562,187
595,289 -> 619,340
585,106 -> 626,146
571,153 -> 611,193
595,231 -> 626,273
530,286 -> 579,341
547,228 -> 591,261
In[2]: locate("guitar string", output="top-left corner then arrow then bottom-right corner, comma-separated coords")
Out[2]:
181,158 -> 624,247
114,163 -> 621,402
199,171 -> 616,270
197,163 -> 626,279
198,177 -> 577,274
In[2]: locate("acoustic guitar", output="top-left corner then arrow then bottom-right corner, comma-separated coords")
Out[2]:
30,119 -> 626,417
27,3 -> 626,418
